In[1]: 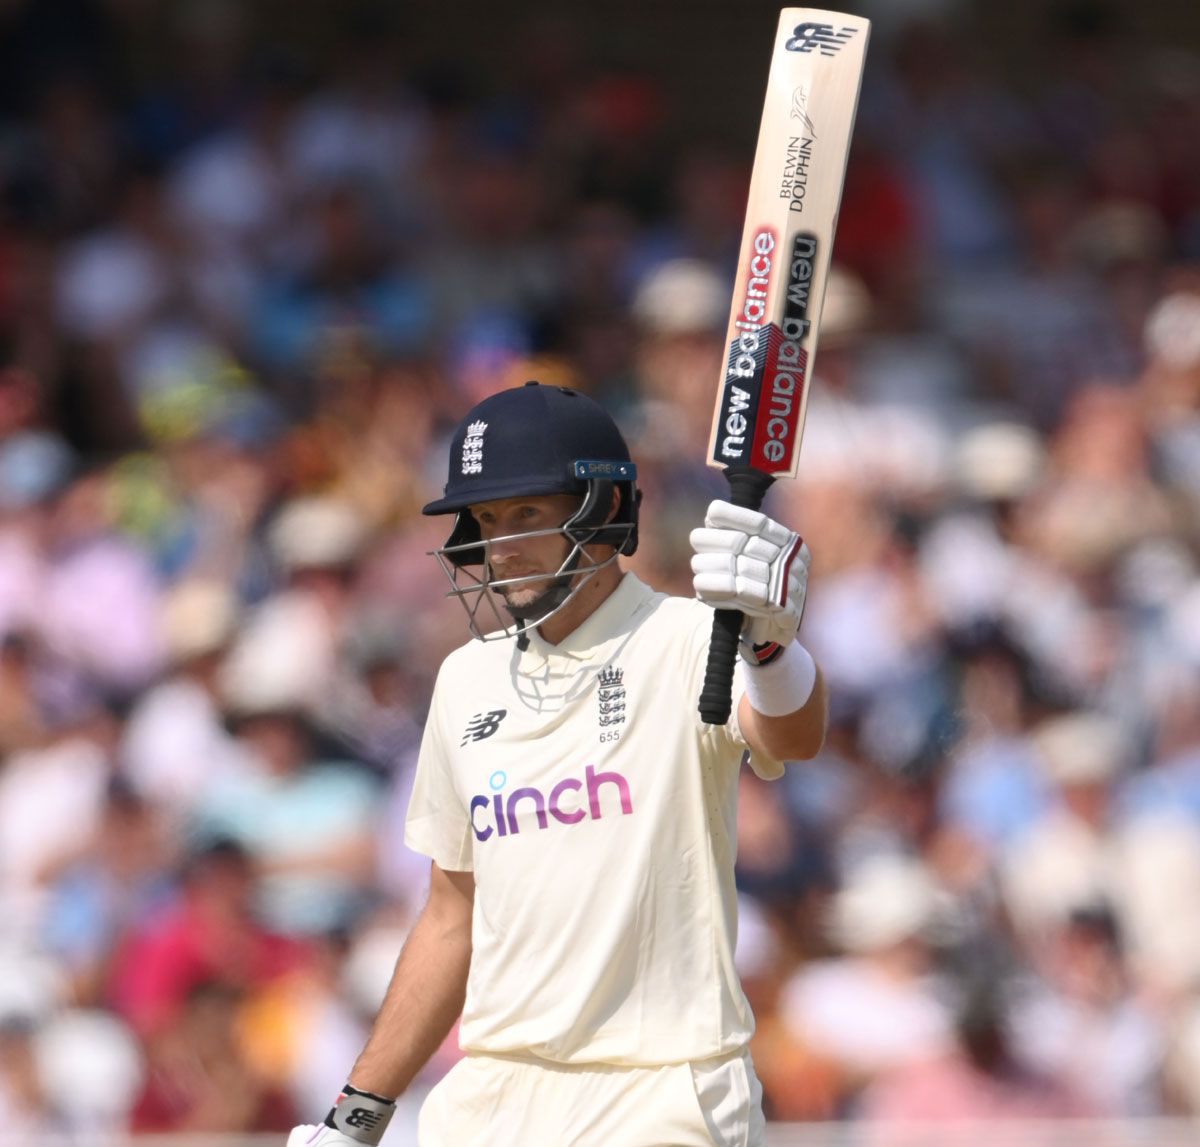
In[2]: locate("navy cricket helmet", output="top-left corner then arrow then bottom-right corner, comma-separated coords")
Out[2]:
423,382 -> 642,641
422,381 -> 641,563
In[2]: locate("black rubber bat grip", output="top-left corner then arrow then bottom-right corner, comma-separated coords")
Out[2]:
698,467 -> 776,724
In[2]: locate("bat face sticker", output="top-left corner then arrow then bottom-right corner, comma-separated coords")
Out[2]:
790,87 -> 817,138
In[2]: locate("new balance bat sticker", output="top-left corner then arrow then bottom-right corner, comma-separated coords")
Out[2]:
699,9 -> 869,725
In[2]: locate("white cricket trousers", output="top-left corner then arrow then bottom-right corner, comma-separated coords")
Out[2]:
417,1045 -> 766,1147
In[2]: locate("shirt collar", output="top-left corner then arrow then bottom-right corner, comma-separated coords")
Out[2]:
518,571 -> 654,671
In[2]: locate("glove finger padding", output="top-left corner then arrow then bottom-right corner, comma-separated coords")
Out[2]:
692,554 -> 774,605
688,526 -> 744,555
703,500 -> 799,549
742,535 -> 782,563
691,499 -> 810,651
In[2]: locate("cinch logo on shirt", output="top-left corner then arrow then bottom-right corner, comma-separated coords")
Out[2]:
469,765 -> 633,842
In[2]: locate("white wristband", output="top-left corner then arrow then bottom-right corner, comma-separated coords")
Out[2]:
741,641 -> 817,717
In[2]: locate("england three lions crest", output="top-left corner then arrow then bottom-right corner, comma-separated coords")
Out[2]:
598,665 -> 626,727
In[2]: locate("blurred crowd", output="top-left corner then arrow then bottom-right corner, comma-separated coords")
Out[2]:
2,0 -> 1200,1139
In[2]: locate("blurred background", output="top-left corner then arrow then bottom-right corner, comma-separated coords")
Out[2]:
1,0 -> 1200,1143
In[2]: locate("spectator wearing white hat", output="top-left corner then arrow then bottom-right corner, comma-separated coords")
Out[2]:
1007,902 -> 1166,1117
119,577 -> 250,821
861,975 -> 1092,1128
1002,710 -> 1131,935
777,855 -> 956,1111
1138,290 -> 1200,508
0,660 -> 121,944
628,256 -> 728,465
34,468 -> 166,698
623,256 -> 730,594
188,580 -> 385,937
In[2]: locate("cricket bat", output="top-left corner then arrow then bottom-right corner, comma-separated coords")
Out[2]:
699,9 -> 869,724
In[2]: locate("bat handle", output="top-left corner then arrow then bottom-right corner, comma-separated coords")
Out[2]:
698,466 -> 776,725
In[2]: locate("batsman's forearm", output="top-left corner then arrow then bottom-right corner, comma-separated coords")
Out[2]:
740,658 -> 828,761
348,871 -> 473,1098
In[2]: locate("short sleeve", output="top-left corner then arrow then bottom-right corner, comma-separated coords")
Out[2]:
404,671 -> 474,871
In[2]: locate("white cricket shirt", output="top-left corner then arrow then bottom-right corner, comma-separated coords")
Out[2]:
405,572 -> 784,1065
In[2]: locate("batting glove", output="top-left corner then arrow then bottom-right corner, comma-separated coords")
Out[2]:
288,1085 -> 396,1147
691,499 -> 810,659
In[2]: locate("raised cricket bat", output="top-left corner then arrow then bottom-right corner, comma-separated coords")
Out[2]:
699,9 -> 869,724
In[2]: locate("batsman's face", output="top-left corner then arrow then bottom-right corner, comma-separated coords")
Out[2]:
469,494 -> 579,607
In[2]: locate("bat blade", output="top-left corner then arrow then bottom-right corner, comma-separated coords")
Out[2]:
709,8 -> 869,478
700,8 -> 869,725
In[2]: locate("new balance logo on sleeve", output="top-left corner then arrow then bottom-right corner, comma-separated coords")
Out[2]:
462,709 -> 508,745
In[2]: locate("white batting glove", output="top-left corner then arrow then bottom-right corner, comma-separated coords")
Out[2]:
691,500 -> 810,656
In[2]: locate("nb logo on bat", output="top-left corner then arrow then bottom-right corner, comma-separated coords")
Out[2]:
785,22 -> 859,56
462,709 -> 507,745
